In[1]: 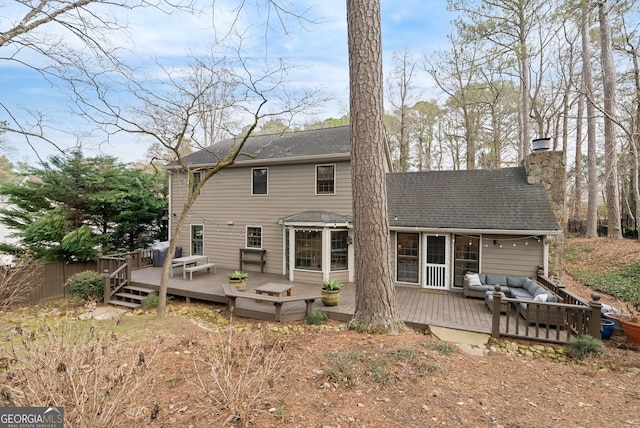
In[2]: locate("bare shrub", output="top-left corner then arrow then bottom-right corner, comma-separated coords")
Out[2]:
0,254 -> 38,309
189,327 -> 290,427
1,321 -> 158,426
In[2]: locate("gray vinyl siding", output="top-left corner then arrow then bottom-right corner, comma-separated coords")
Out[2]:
170,161 -> 353,276
480,235 -> 543,277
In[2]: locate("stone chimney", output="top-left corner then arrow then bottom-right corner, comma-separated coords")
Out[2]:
523,142 -> 566,279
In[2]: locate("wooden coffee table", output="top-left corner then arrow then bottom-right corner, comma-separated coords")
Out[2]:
254,282 -> 294,297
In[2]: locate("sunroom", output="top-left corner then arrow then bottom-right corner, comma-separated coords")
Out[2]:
278,210 -> 354,285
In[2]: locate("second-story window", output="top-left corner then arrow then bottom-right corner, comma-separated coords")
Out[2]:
191,171 -> 203,196
316,165 -> 335,194
252,167 -> 268,195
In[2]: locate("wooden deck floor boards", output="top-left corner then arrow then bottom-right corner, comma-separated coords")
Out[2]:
130,266 -> 557,337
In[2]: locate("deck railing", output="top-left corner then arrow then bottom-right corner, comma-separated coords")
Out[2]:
99,249 -> 152,303
490,275 -> 602,344
98,249 -> 153,273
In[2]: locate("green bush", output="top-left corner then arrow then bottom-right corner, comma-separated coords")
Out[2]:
142,294 -> 171,309
305,310 -> 328,325
566,335 -> 602,359
65,270 -> 104,301
142,294 -> 159,309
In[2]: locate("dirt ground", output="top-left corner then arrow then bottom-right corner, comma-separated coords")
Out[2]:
2,237 -> 640,427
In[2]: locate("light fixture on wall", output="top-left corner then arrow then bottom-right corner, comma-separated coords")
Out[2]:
346,236 -> 353,245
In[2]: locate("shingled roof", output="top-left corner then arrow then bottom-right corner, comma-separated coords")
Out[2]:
173,126 -> 351,167
386,168 -> 560,232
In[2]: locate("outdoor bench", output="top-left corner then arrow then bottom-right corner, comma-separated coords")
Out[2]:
183,262 -> 216,280
221,282 -> 322,322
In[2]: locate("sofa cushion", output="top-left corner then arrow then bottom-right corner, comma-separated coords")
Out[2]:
533,293 -> 548,302
469,284 -> 495,292
485,273 -> 508,286
507,276 -> 528,288
522,278 -> 541,294
510,288 -> 533,299
466,273 -> 482,286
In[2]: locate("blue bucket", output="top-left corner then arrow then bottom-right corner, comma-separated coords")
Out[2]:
601,318 -> 615,340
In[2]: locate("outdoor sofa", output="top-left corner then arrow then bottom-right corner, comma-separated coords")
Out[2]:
463,272 -> 565,327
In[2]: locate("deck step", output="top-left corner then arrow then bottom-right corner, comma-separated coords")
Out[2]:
107,299 -> 140,309
114,292 -> 147,302
123,285 -> 157,295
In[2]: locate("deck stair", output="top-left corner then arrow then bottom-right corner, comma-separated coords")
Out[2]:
108,285 -> 157,309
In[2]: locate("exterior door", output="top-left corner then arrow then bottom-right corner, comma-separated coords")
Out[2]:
453,235 -> 480,288
396,232 -> 419,283
191,225 -> 204,255
423,235 -> 448,290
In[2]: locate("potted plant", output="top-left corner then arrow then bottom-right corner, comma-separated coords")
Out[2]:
617,301 -> 640,346
227,271 -> 249,291
605,289 -> 640,346
321,278 -> 343,306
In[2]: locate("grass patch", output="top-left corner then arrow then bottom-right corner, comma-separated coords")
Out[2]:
321,345 -> 441,387
424,341 -> 457,355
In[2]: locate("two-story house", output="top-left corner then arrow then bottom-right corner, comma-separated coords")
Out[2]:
166,125 -> 564,292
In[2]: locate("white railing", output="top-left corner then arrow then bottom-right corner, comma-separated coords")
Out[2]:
425,264 -> 446,289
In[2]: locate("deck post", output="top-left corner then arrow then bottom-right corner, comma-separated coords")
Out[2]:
274,302 -> 283,322
125,255 -> 132,284
588,293 -> 602,338
491,286 -> 503,338
304,299 -> 316,316
103,269 -> 110,303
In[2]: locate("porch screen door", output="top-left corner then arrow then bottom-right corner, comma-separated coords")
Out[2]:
423,235 -> 447,290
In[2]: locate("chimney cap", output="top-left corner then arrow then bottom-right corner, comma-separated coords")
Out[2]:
532,138 -> 551,151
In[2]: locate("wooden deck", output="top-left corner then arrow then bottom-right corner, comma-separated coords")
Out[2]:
131,265 -> 516,334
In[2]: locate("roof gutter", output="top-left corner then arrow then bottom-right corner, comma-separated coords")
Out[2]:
389,226 -> 562,235
161,153 -> 351,171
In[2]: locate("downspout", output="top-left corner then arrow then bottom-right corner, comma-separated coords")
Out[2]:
542,235 -> 550,277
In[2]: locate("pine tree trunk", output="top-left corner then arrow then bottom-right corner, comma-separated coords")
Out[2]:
598,0 -> 622,238
583,1 -> 599,238
346,0 -> 404,334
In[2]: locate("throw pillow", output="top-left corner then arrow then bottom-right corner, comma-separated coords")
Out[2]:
466,273 -> 482,286
533,293 -> 548,302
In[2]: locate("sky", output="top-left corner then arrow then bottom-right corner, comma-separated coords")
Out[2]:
0,1 -> 455,166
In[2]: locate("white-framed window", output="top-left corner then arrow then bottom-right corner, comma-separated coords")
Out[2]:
191,171 -> 203,196
191,224 -> 204,255
316,164 -> 335,195
397,232 -> 419,283
246,226 -> 262,248
252,167 -> 268,195
295,229 -> 322,270
330,230 -> 349,271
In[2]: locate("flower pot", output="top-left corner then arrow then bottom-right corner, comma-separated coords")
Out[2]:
321,289 -> 340,306
603,312 -> 624,336
229,279 -> 246,292
618,317 -> 640,346
600,318 -> 615,340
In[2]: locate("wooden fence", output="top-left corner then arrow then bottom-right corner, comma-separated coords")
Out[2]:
8,249 -> 153,305
20,261 -> 97,304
